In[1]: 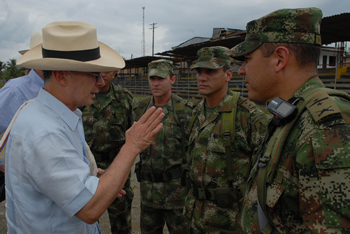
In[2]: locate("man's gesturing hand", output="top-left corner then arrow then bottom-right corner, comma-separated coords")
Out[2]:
125,106 -> 164,154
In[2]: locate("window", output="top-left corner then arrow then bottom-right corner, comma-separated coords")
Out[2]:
322,56 -> 327,68
329,56 -> 336,66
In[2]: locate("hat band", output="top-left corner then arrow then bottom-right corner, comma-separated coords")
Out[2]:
246,32 -> 321,45
42,47 -> 101,62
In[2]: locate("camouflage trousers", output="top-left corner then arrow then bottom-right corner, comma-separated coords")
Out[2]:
140,203 -> 188,234
98,161 -> 134,234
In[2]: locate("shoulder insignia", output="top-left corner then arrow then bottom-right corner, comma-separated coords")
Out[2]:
251,112 -> 268,124
238,97 -> 255,110
132,100 -> 139,109
306,92 -> 341,123
252,113 -> 268,136
185,99 -> 200,108
123,88 -> 133,98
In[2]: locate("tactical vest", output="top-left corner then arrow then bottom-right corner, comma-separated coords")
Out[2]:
257,87 -> 350,234
183,92 -> 250,208
134,94 -> 187,183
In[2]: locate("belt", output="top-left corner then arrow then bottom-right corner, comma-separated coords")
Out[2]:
190,181 -> 241,201
141,166 -> 182,182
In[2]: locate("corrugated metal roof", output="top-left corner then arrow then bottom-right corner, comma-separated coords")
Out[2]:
123,56 -> 183,70
321,12 -> 350,45
123,13 -> 350,69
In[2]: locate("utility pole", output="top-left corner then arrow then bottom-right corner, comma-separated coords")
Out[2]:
142,7 -> 145,57
150,23 -> 157,56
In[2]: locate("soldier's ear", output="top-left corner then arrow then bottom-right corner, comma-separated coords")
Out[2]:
224,69 -> 232,82
274,46 -> 289,73
170,75 -> 176,85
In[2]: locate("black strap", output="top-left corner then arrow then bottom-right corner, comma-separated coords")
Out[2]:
0,172 -> 5,202
42,47 -> 101,61
191,182 -> 216,201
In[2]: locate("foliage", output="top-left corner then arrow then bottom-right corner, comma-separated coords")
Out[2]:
0,59 -> 26,81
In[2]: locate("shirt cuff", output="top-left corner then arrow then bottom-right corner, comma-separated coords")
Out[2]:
62,176 -> 99,217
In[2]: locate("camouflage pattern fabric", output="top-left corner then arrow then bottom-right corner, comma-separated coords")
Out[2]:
148,59 -> 174,78
241,77 -> 350,233
134,94 -> 195,233
190,46 -> 231,70
184,89 -> 268,233
82,81 -> 134,234
140,204 -> 188,233
226,7 -> 322,60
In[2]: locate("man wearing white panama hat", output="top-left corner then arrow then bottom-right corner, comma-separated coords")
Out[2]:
5,21 -> 164,233
0,30 -> 44,169
0,30 -> 44,204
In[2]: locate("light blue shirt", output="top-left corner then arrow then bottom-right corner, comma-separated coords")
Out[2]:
0,69 -> 44,166
5,88 -> 100,233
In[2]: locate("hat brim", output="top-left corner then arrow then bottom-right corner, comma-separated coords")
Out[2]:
190,62 -> 225,70
18,50 -> 28,55
17,42 -> 125,72
226,41 -> 263,61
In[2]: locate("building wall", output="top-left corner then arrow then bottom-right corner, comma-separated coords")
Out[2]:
318,48 -> 338,69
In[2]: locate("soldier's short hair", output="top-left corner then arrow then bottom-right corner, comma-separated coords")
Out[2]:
261,42 -> 321,66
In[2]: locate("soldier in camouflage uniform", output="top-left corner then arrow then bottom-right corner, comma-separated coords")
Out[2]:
82,71 -> 134,234
134,59 -> 195,233
227,7 -> 350,233
184,46 -> 268,233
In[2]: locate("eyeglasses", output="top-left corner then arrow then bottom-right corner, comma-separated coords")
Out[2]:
84,72 -> 103,82
68,71 -> 103,82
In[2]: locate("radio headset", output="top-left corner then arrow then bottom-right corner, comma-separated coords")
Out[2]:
268,97 -> 304,127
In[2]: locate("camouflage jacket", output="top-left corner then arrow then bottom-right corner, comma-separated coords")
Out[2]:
82,81 -> 134,165
184,89 -> 268,232
134,94 -> 195,209
241,77 -> 350,233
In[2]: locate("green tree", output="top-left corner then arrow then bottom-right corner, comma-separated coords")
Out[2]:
2,59 -> 25,81
0,61 -> 6,80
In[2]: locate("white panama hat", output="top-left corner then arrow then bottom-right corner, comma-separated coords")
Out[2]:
18,30 -> 43,55
17,21 -> 125,72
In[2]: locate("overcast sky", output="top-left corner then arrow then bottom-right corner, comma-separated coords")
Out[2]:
0,0 -> 349,63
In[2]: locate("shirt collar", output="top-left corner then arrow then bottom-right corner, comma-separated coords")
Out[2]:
194,88 -> 234,116
293,76 -> 324,97
217,88 -> 236,112
37,89 -> 80,131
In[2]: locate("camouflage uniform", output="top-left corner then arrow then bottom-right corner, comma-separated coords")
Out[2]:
82,80 -> 134,234
185,46 -> 268,233
185,89 -> 268,233
135,59 -> 196,234
226,7 -> 350,233
135,95 -> 195,233
240,77 -> 350,233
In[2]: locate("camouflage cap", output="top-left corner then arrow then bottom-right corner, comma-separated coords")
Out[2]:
148,59 -> 174,79
190,46 -> 231,70
226,7 -> 323,60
